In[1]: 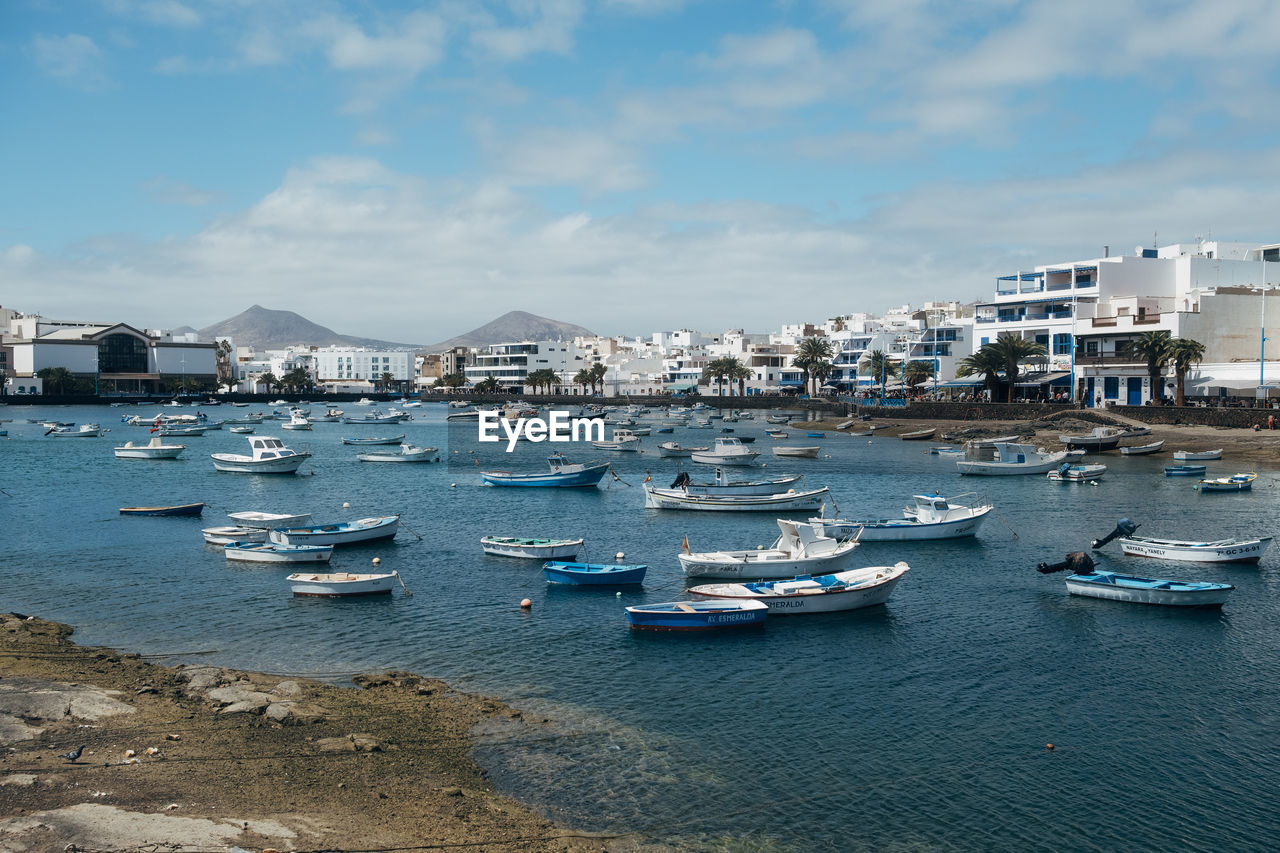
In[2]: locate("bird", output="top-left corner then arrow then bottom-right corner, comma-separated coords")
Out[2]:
59,745 -> 84,763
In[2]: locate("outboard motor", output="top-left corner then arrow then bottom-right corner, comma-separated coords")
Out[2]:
1036,551 -> 1096,575
1058,462 -> 1071,476
670,471 -> 691,489
1091,518 -> 1139,550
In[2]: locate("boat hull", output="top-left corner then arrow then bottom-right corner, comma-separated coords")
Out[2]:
119,503 -> 204,517
543,561 -> 647,585
481,538 -> 583,559
1165,465 -> 1206,476
202,526 -> 269,545
210,453 -> 310,474
690,452 -> 759,466
625,600 -> 768,631
644,486 -> 829,512
226,543 -> 333,563
688,564 -> 909,614
678,542 -> 858,579
481,463 -> 610,487
1174,450 -> 1223,461
771,447 -> 820,458
1118,536 -> 1270,564
269,516 -> 400,547
809,508 -> 990,541
1065,572 -> 1233,607
287,572 -> 397,597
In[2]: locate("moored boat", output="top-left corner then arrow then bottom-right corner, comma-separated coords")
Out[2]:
1058,426 -> 1125,452
281,412 -> 312,430
1164,464 -> 1206,477
899,428 -> 936,441
690,437 -> 759,467
543,561 -> 647,585
210,436 -> 311,474
355,444 -> 440,463
1174,449 -> 1223,461
1064,571 -> 1233,607
227,510 -> 312,529
269,515 -> 400,547
225,542 -> 333,563
1120,440 -> 1165,455
592,428 -> 642,451
202,526 -> 269,545
113,437 -> 186,459
1196,472 -> 1257,492
643,484 -> 829,512
481,453 -> 610,488
661,470 -> 804,496
657,441 -> 705,458
119,502 -> 204,517
481,536 -> 584,559
49,424 -> 105,438
624,599 -> 768,631
677,519 -> 858,578
805,493 -> 993,541
688,563 -> 910,614
342,434 -> 406,445
1116,535 -> 1271,564
956,441 -> 1068,476
1046,462 -> 1107,483
287,571 -> 399,597
771,446 -> 820,458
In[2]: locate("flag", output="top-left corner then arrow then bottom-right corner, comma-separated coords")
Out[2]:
681,534 -> 689,553
643,474 -> 651,483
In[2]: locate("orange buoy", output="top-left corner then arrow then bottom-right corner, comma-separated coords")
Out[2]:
520,598 -> 532,610
1046,743 -> 1055,750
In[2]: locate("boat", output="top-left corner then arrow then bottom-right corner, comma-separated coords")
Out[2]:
805,493 -> 993,541
1115,535 -> 1271,564
771,446 -> 820,458
113,437 -> 186,459
766,415 -> 790,424
899,428 -> 936,441
1173,449 -> 1223,461
644,484 -> 830,512
48,424 -> 105,438
1046,462 -> 1108,483
661,470 -> 804,496
1196,472 -> 1257,492
355,444 -> 440,463
677,519 -> 859,578
202,526 -> 269,545
225,542 -> 333,563
229,426 -> 255,434
691,437 -> 760,466
226,511 -> 313,529
1164,464 -> 1206,477
930,446 -> 964,456
688,563 -> 910,615
1119,425 -> 1152,437
354,398 -> 376,407
624,599 -> 769,631
1120,440 -> 1165,456
592,428 -> 642,451
543,561 -> 647,585
286,571 -> 400,597
342,434 -> 406,445
1064,571 -> 1233,607
154,425 -> 207,437
210,436 -> 311,474
480,536 -> 584,559
269,515 -> 400,547
1057,426 -> 1126,452
766,430 -> 787,438
342,410 -> 403,425
658,441 -> 709,458
481,453 -> 611,488
956,441 -> 1069,476
119,503 -> 205,517
629,426 -> 652,436
312,409 -> 345,422
281,413 -> 312,430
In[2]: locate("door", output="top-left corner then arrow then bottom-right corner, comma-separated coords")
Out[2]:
1086,378 -> 1096,407
1127,377 -> 1143,406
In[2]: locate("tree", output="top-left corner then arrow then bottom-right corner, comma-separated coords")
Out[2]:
573,368 -> 593,395
810,359 -> 833,395
864,350 -> 898,388
258,371 -> 279,394
283,367 -> 312,393
588,363 -> 608,395
731,361 -> 754,397
985,333 -> 1048,402
702,357 -> 733,396
902,360 -> 936,396
1169,337 -> 1207,406
1130,330 -> 1173,405
441,372 -> 466,390
474,374 -> 501,394
955,348 -> 1005,401
380,371 -> 395,393
36,367 -> 75,395
793,337 -> 834,396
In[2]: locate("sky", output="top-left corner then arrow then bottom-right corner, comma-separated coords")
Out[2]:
3,0 -> 1280,346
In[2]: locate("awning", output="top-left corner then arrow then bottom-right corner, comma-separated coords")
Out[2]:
778,379 -> 804,386
667,381 -> 698,391
1015,371 -> 1072,386
935,379 -> 984,388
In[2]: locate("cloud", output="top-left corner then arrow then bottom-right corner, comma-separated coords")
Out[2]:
142,177 -> 218,207
30,34 -> 108,89
487,128 -> 648,192
303,10 -> 447,75
103,0 -> 202,29
470,0 -> 583,61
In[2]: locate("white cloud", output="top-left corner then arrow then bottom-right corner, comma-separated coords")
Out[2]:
103,0 -> 202,29
142,177 -> 218,207
487,128 -> 648,192
30,34 -> 108,89
470,0 -> 583,61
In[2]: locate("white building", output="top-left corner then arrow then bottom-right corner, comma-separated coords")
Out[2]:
464,340 -> 591,388
312,347 -> 412,388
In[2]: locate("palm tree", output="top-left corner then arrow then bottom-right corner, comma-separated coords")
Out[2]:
985,333 -> 1048,402
573,368 -> 593,395
283,367 -> 312,393
257,371 -> 279,395
1169,337 -> 1207,406
902,360 -> 936,396
955,348 -> 1005,401
442,372 -> 466,390
35,366 -> 75,395
731,362 -> 754,397
811,359 -> 833,395
588,363 -> 608,395
474,374 -> 501,394
702,358 -> 732,396
864,350 -> 897,389
379,371 -> 395,393
794,337 -> 834,396
1130,330 -> 1173,405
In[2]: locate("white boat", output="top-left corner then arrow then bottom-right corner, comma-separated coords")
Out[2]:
1046,462 -> 1108,483
691,437 -> 760,466
353,398 -> 376,407
1196,472 -> 1257,492
202,526 -> 269,545
355,444 -> 440,463
312,409 -> 345,422
343,409 -> 403,424
225,542 -> 333,563
48,424 -> 105,437
1116,535 -> 1271,564
657,441 -> 707,458
643,484 -> 831,512
342,434 -> 406,445
480,536 -> 584,559
269,515 -> 400,546
805,493 -> 993,541
898,428 -> 936,441
592,428 -> 642,451
1120,440 -> 1165,456
113,437 -> 185,459
211,436 -> 311,474
771,446 -> 820,458
229,425 -> 255,434
1058,426 -> 1125,452
281,412 -> 312,430
227,510 -> 313,529
956,441 -> 1069,476
678,519 -> 859,578
1064,572 -> 1233,607
688,563 -> 910,614
287,571 -> 399,597
662,470 -> 804,496
1174,448 -> 1223,461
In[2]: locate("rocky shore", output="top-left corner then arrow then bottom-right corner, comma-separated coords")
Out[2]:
0,614 -> 651,852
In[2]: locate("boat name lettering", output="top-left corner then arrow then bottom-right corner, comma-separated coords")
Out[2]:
710,612 -> 759,624
477,411 -> 605,452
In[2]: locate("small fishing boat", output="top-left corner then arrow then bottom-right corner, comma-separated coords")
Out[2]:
154,425 -> 207,437
956,441 -> 1069,476
688,563 -> 910,614
1164,464 -> 1206,477
657,441 -> 706,458
210,436 -> 311,474
643,485 -> 830,512
766,429 -> 788,438
1116,535 -> 1271,564
481,453 -> 611,488
1119,425 -> 1152,438
1196,472 -> 1257,492
342,434 -> 406,445
202,526 -> 269,545
771,446 -> 820,458
899,428 -> 936,441
677,519 -> 858,578
1120,440 -> 1165,455
49,424 -> 105,438
805,493 -> 993,541
1065,572 -> 1233,607
269,515 -> 400,547
1046,462 -> 1107,483
119,502 -> 204,517
227,510 -> 312,529
592,428 -> 642,451
287,571 -> 400,597
342,410 -> 403,425
225,542 -> 333,563
660,470 -> 804,496
543,561 -> 647,585
624,599 -> 768,631
1058,426 -> 1125,452
281,412 -> 312,430
691,437 -> 759,466
481,536 -> 584,559
229,425 -> 255,434
113,437 -> 186,459
355,444 -> 439,463
930,445 -> 964,456
1173,449 -> 1223,461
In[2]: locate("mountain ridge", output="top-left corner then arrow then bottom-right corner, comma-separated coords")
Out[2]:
426,310 -> 595,352
198,305 -> 420,351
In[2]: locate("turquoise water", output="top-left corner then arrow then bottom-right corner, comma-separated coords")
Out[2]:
3,403 -> 1279,851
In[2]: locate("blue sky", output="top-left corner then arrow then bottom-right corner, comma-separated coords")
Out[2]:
4,0 -> 1280,345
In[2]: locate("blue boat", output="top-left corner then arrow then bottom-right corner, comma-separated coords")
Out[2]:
543,561 -> 647,585
119,502 -> 205,517
481,453 -> 611,488
1165,464 -> 1207,476
1064,571 -> 1233,607
624,599 -> 768,631
657,427 -> 674,433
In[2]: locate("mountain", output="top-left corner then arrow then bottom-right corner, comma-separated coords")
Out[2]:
198,305 -> 420,351
427,310 -> 596,351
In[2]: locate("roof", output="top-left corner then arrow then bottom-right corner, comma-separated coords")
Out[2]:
1015,371 -> 1072,386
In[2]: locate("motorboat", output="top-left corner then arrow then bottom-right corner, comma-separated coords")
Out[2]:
1046,462 -> 1108,483
1064,572 -> 1233,607
1115,535 -> 1271,564
657,441 -> 707,458
1164,464 -> 1206,477
691,437 -> 759,466
660,470 -> 804,496
113,437 -> 185,459
210,436 -> 311,474
677,519 -> 859,578
805,493 -> 993,541
48,424 -> 105,438
1196,472 -> 1257,492
355,444 -> 439,463
312,409 -> 345,422
1058,426 -> 1125,452
956,441 -> 1069,476
281,412 -> 312,430
480,536 -> 584,559
481,453 -> 611,488
592,428 -> 641,451
688,563 -> 910,615
643,484 -> 830,512
342,410 -> 403,424
269,515 -> 400,547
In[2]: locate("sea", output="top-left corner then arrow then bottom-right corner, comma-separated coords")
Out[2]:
3,402 -> 1280,852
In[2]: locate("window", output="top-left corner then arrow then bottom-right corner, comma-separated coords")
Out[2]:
1085,340 -> 1099,356
1053,333 -> 1072,355
980,337 -> 989,347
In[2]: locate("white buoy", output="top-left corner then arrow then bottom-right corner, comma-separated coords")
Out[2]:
450,483 -> 457,488
615,552 -> 625,560
372,557 -> 381,566
616,591 -> 622,597
342,502 -> 350,508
